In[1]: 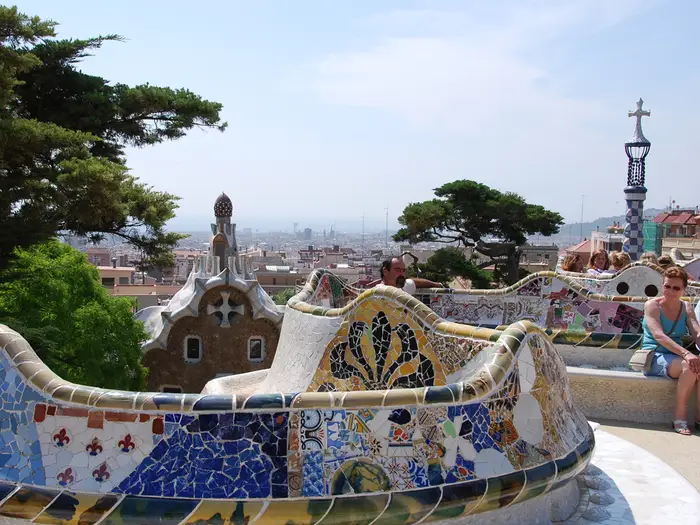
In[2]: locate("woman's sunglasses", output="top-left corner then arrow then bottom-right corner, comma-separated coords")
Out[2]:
664,284 -> 683,292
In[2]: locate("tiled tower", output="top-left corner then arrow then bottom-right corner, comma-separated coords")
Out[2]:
623,99 -> 651,261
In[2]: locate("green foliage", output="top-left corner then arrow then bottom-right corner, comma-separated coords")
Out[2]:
412,247 -> 493,289
0,6 -> 227,270
0,6 -> 56,109
14,36 -> 227,162
272,288 -> 297,305
0,240 -> 147,389
394,180 -> 563,246
394,180 -> 563,284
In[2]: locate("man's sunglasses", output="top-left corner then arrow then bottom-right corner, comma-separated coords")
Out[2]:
664,284 -> 683,292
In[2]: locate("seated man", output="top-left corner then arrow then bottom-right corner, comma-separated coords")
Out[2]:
366,257 -> 442,293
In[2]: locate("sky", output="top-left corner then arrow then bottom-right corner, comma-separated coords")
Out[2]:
17,0 -> 700,232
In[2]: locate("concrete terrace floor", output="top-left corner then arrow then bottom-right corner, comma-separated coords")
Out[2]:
599,419 -> 700,491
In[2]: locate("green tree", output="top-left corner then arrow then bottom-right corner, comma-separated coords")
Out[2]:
0,6 -> 227,270
0,240 -> 148,389
13,36 -> 227,163
408,247 -> 493,289
394,180 -> 563,285
272,288 -> 297,305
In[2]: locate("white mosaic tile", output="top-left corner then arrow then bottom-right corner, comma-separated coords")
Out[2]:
259,307 -> 342,393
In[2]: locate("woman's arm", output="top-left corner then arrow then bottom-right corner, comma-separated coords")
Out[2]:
644,300 -> 691,357
685,301 -> 700,344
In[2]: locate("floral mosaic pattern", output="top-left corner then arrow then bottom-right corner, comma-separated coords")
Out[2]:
308,299 -> 446,391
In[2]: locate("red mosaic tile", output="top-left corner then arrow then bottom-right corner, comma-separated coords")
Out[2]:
33,404 -> 46,423
152,417 -> 164,435
57,407 -> 89,418
87,411 -> 104,429
105,412 -> 138,423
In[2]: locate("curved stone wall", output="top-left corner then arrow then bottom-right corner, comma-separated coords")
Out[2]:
0,271 -> 593,524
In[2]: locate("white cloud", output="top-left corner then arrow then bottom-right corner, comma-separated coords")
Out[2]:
305,1 -> 656,134
290,0 -> 674,222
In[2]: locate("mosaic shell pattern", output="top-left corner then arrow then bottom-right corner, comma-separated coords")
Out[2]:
0,268 -> 593,524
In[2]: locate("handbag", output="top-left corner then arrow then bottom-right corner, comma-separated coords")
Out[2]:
629,302 -> 683,372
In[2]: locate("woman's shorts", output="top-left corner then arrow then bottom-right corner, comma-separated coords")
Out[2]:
644,352 -> 682,379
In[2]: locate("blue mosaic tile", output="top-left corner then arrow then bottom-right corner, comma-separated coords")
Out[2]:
116,412 -> 289,498
302,451 -> 324,497
0,355 -> 45,485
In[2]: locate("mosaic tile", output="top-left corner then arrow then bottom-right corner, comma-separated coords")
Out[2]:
308,302 -> 446,392
116,412 -> 288,499
101,496 -> 198,525
0,485 -> 59,520
254,499 -> 332,525
326,493 -> 389,525
181,500 -> 264,525
0,262 -> 600,523
372,486 -> 441,525
33,492 -> 120,525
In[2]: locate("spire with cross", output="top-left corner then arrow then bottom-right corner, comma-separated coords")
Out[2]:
622,98 -> 652,262
628,98 -> 650,144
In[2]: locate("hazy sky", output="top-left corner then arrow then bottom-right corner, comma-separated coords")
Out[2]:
18,0 -> 700,231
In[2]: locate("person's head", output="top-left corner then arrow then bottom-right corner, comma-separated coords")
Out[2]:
588,249 -> 609,271
662,266 -> 688,300
380,257 -> 407,288
640,252 -> 659,265
609,251 -> 631,271
657,255 -> 674,270
561,254 -> 583,273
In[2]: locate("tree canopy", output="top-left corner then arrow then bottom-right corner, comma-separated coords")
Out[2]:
0,240 -> 148,390
272,288 -> 297,305
0,6 -> 227,270
408,247 -> 493,289
394,180 -> 563,284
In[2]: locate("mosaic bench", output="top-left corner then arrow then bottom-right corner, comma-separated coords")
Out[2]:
411,264 -> 699,371
0,271 -> 593,524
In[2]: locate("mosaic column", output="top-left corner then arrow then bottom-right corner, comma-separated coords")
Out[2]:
623,187 -> 646,261
623,99 -> 651,262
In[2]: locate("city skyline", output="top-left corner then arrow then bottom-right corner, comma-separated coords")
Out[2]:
20,0 -> 700,229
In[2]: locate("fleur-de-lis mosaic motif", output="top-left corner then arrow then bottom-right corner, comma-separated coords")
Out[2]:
57,467 -> 74,486
53,428 -> 70,447
92,463 -> 110,482
329,311 -> 436,389
118,434 -> 136,453
86,437 -> 103,456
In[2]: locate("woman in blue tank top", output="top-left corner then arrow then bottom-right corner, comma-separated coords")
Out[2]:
642,266 -> 700,435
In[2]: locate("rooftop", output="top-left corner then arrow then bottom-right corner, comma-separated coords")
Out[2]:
652,211 -> 700,225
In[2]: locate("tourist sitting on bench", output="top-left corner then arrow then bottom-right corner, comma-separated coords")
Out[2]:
560,254 -> 584,273
607,251 -> 631,274
640,252 -> 659,265
642,266 -> 700,435
366,257 -> 441,294
587,249 -> 610,276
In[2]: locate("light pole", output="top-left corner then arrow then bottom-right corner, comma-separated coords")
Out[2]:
623,98 -> 651,261
580,195 -> 585,241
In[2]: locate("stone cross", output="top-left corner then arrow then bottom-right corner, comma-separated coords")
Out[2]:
628,98 -> 650,143
207,291 -> 244,328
